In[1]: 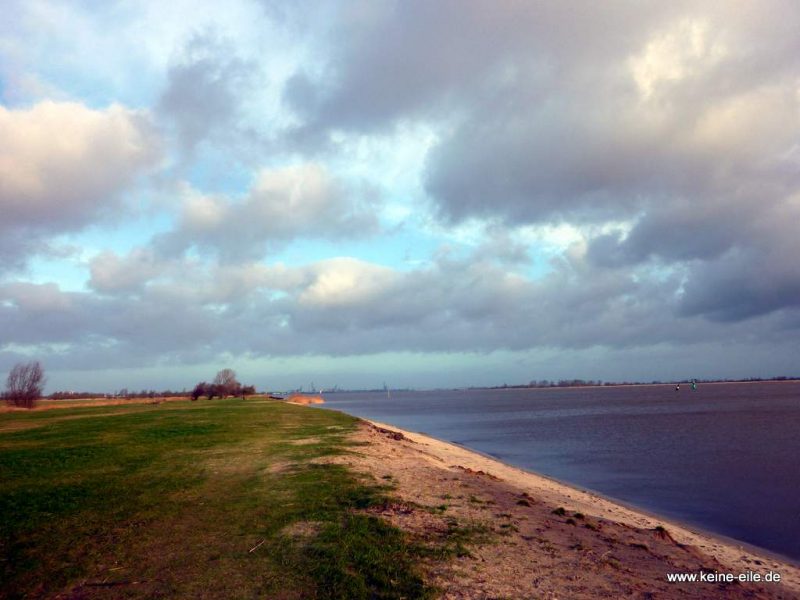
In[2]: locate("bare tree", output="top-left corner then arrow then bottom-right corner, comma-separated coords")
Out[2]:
191,382 -> 207,401
213,368 -> 240,397
4,361 -> 46,409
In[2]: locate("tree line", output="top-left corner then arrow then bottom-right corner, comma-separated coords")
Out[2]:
3,361 -> 257,409
49,389 -> 192,400
191,369 -> 255,400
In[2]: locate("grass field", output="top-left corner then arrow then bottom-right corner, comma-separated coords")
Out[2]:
0,398 -> 434,599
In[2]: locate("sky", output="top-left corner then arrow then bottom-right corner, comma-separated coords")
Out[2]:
1,1 -> 800,393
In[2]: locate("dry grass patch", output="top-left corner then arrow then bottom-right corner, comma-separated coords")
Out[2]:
288,436 -> 323,445
281,520 -> 324,540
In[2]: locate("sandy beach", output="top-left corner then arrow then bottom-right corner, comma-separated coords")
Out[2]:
331,418 -> 800,599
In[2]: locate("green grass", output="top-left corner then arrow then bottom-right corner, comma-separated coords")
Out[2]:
0,398 -> 435,599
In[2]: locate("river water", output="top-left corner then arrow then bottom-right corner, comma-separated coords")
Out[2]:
321,382 -> 800,562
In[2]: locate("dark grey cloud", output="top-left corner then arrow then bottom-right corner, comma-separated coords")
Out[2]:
281,2 -> 673,133
423,26 -> 800,226
677,220 -> 800,322
587,196 -> 761,267
158,31 -> 258,155
586,183 -> 800,321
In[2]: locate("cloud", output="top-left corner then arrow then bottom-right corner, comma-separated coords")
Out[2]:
3,238 -> 799,382
278,2 -> 800,327
157,31 -> 258,155
0,100 -> 161,267
287,1 -> 800,324
425,18 -> 800,223
678,248 -> 800,322
88,248 -> 167,294
676,200 -> 800,321
281,2 -> 676,133
154,163 -> 381,261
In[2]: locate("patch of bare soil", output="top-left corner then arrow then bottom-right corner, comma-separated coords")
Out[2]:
332,421 -> 800,600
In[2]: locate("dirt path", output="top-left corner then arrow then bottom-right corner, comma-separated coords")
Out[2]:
334,420 -> 800,599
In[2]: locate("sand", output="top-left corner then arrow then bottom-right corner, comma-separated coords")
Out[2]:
332,419 -> 800,599
285,394 -> 325,405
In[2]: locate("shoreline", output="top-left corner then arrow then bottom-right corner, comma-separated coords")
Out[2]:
440,431 -> 799,568
355,417 -> 800,596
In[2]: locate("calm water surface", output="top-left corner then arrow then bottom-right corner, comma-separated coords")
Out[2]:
321,382 -> 800,562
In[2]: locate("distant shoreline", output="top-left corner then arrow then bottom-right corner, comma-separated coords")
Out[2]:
320,378 -> 800,394
471,379 -> 800,391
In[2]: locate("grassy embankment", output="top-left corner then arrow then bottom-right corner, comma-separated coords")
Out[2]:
0,398 -> 435,599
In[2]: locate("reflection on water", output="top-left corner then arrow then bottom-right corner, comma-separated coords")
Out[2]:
322,382 -> 800,561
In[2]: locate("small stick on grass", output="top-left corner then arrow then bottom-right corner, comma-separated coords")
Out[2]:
249,540 -> 265,553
